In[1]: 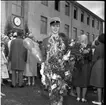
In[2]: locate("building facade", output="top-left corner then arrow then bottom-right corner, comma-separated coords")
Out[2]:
1,1 -> 104,42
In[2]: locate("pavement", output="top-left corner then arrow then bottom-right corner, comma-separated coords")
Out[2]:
1,78 -> 101,105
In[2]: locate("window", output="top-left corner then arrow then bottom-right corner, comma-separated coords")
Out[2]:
40,16 -> 47,34
87,32 -> 90,43
92,34 -> 95,41
65,2 -> 70,16
12,1 -> 23,16
73,27 -> 77,40
41,0 -> 48,6
97,20 -> 99,29
65,24 -> 69,36
81,11 -> 84,22
74,6 -> 78,19
80,30 -> 84,35
92,18 -> 95,27
54,0 -> 60,11
87,16 -> 90,25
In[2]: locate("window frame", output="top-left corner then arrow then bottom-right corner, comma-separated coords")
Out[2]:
92,18 -> 95,28
73,27 -> 77,40
92,34 -> 95,41
97,20 -> 99,30
54,0 -> 60,11
12,1 -> 24,17
40,16 -> 48,35
64,24 -> 69,37
87,15 -> 90,25
41,0 -> 48,6
73,6 -> 78,20
65,1 -> 70,16
81,11 -> 84,23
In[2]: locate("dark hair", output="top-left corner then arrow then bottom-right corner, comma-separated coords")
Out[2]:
98,33 -> 104,44
50,21 -> 60,26
95,40 -> 99,46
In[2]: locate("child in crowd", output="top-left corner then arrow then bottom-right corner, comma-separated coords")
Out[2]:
1,42 -> 9,85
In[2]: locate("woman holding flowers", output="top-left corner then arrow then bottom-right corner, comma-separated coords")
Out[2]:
40,17 -> 73,105
72,35 -> 92,102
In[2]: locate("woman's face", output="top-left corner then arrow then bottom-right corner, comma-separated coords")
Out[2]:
51,24 -> 60,34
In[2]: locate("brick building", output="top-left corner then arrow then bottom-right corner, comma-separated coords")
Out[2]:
1,1 -> 104,42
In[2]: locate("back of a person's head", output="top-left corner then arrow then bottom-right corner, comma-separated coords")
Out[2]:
17,31 -> 23,38
98,33 -> 104,44
95,40 -> 99,46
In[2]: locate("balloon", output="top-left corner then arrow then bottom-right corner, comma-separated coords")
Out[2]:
23,38 -> 34,51
23,37 -> 42,62
31,44 -> 42,62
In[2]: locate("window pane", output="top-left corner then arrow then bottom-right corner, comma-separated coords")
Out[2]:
17,6 -> 21,16
41,0 -> 48,6
40,16 -> 47,34
92,34 -> 95,41
81,12 -> 84,22
65,2 -> 70,16
12,1 -> 17,4
17,1 -> 22,6
97,20 -> 99,29
73,27 -> 77,40
55,0 -> 60,11
92,19 -> 95,27
87,16 -> 90,25
74,7 -> 77,19
12,4 -> 16,14
65,24 -> 69,36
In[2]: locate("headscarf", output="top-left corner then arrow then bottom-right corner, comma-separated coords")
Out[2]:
78,34 -> 88,46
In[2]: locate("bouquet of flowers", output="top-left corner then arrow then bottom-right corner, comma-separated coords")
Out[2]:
68,41 -> 91,67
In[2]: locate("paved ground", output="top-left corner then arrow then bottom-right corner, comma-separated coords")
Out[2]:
1,79 -> 100,105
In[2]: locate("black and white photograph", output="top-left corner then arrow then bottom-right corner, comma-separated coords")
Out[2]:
0,1 -> 105,105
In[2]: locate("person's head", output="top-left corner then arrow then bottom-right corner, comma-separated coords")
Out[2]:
50,17 -> 61,34
17,30 -> 23,38
78,34 -> 88,45
95,40 -> 99,46
98,33 -> 104,44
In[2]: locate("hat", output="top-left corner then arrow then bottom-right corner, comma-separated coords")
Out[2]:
50,17 -> 61,25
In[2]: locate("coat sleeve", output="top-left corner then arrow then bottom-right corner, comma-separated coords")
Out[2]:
23,46 -> 28,62
41,39 -> 47,62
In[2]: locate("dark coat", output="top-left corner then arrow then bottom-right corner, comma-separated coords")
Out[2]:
72,44 -> 92,87
9,37 -> 27,71
90,42 -> 104,88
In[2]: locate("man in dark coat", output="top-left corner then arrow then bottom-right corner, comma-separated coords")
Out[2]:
9,31 -> 27,87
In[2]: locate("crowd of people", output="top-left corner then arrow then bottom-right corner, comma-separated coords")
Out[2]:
1,17 -> 104,105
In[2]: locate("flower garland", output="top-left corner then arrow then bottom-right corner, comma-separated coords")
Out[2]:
40,34 -> 74,105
